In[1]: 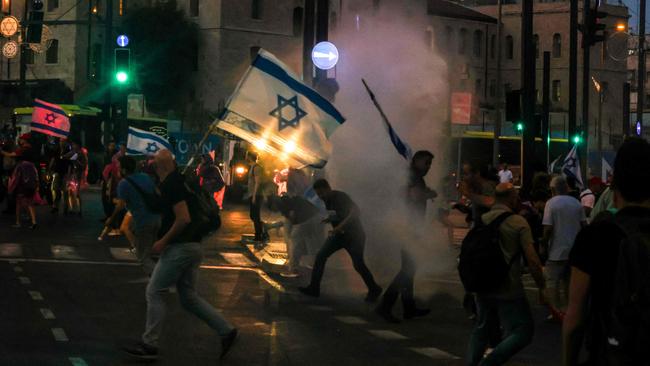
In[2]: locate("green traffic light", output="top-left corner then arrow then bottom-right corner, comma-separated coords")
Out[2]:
115,71 -> 129,83
516,122 -> 524,131
573,135 -> 582,144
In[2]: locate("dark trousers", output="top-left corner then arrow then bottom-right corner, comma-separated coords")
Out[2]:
308,232 -> 380,292
379,249 -> 417,313
249,196 -> 264,240
466,296 -> 534,366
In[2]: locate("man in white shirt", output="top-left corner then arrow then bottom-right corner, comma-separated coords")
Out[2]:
579,177 -> 604,217
542,176 -> 587,318
498,164 -> 513,184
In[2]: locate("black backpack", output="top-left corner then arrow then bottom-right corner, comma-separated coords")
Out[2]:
183,174 -> 221,239
458,212 -> 515,293
594,214 -> 650,365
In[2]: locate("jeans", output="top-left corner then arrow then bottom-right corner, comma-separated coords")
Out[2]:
132,220 -> 160,276
466,296 -> 534,366
249,196 -> 264,240
142,243 -> 234,347
379,249 -> 417,313
307,232 -> 380,293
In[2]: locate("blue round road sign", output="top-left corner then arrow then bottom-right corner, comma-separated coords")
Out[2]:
116,35 -> 129,47
311,41 -> 339,70
636,121 -> 642,136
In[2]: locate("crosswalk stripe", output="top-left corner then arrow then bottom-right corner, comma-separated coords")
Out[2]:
334,316 -> 369,325
0,243 -> 23,257
29,291 -> 43,301
367,330 -> 408,340
13,266 -> 23,273
109,247 -> 138,261
18,277 -> 31,285
220,252 -> 255,267
40,308 -> 56,320
69,357 -> 88,366
51,245 -> 82,260
410,347 -> 460,360
52,328 -> 69,342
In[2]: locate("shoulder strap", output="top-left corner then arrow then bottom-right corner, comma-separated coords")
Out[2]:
489,212 -> 514,229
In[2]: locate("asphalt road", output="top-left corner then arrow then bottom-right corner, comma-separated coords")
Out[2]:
0,189 -> 562,365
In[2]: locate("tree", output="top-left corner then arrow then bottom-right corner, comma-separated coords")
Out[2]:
121,1 -> 198,115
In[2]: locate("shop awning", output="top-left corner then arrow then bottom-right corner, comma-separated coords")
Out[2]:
14,105 -> 102,117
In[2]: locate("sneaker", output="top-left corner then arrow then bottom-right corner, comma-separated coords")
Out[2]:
298,286 -> 320,298
404,308 -> 431,320
365,286 -> 383,303
280,271 -> 300,278
221,329 -> 239,359
30,223 -> 37,230
375,307 -> 401,324
123,341 -> 158,360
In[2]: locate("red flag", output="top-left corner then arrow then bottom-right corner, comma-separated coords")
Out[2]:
31,99 -> 70,138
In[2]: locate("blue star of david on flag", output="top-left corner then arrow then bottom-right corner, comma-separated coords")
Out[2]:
45,113 -> 57,124
269,95 -> 307,131
145,142 -> 160,154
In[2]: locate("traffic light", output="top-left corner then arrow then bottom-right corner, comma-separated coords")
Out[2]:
572,133 -> 582,145
114,48 -> 130,85
583,6 -> 608,47
516,122 -> 524,132
25,0 -> 44,43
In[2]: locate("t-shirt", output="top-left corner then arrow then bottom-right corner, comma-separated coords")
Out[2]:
481,204 -> 534,300
471,180 -> 496,227
117,173 -> 160,230
543,195 -> 586,261
498,169 -> 513,183
569,206 -> 650,364
323,190 -> 363,237
407,168 -> 428,217
247,163 -> 262,198
580,189 -> 596,209
158,170 -> 195,243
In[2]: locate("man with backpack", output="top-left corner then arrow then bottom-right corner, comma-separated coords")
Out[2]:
108,156 -> 160,275
124,149 -> 237,361
463,183 -> 547,366
563,138 -> 650,365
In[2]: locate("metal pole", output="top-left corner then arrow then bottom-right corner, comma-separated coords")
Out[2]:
315,0 -> 329,83
569,0 -> 578,140
492,0 -> 503,167
19,0 -> 29,105
623,82 -> 631,136
542,51 -> 551,168
637,0 -> 646,135
302,0 -> 315,85
582,0 -> 591,181
521,0 -> 535,193
103,0 -> 113,145
597,88 -> 603,176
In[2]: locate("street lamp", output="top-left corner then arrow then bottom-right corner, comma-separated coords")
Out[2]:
616,23 -> 626,32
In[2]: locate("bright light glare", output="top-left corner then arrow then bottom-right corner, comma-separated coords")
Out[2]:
116,71 -> 128,83
616,23 -> 626,32
235,166 -> 246,175
283,140 -> 297,154
254,139 -> 267,150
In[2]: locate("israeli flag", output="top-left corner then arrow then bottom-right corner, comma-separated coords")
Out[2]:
126,126 -> 172,156
216,49 -> 345,168
562,144 -> 584,188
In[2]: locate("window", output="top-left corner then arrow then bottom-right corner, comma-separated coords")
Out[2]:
552,80 -> 561,102
473,30 -> 483,58
490,34 -> 496,59
534,34 -> 539,59
251,0 -> 262,19
459,28 -> 467,55
46,39 -> 58,64
189,0 -> 199,17
489,79 -> 496,97
504,83 -> 511,93
250,46 -> 261,61
24,48 -> 34,64
553,33 -> 561,58
293,7 -> 303,36
48,0 -> 59,12
1,0 -> 10,14
506,35 -> 514,60
475,79 -> 482,95
445,26 -> 454,51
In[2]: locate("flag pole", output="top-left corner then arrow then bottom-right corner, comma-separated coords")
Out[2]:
362,79 -> 392,128
181,122 -> 217,175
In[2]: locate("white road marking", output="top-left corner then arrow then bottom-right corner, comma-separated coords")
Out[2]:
334,316 -> 369,325
368,330 -> 408,340
220,252 -> 255,266
308,305 -> 333,312
18,276 -> 30,285
410,347 -> 460,360
0,243 -> 23,257
29,291 -> 43,301
109,247 -> 138,261
9,260 -> 18,264
13,266 -> 23,272
51,245 -> 82,260
52,328 -> 69,341
200,265 -> 286,293
68,357 -> 88,366
40,308 -> 56,320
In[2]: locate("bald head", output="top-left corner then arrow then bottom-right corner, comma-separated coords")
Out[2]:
154,149 -> 176,179
495,182 -> 518,209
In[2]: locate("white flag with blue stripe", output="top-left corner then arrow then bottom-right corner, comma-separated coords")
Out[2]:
216,49 -> 345,168
562,144 -> 584,188
127,126 -> 172,156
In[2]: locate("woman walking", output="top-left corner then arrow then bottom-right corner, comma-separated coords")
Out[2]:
9,159 -> 39,229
